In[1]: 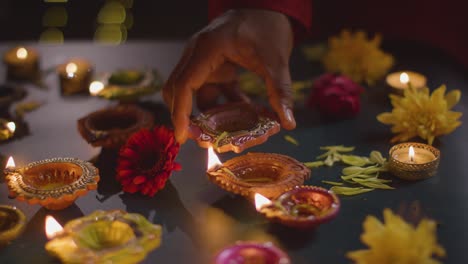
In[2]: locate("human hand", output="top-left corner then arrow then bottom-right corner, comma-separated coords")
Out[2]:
163,9 -> 296,144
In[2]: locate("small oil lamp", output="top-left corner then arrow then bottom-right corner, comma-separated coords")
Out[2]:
206,148 -> 310,199
389,142 -> 440,180
4,156 -> 100,210
45,210 -> 162,264
3,47 -> 40,81
77,104 -> 154,149
0,120 -> 16,141
213,241 -> 290,264
57,59 -> 93,95
89,81 -> 104,96
386,71 -> 427,93
254,186 -> 340,229
0,205 -> 26,246
191,103 -> 280,153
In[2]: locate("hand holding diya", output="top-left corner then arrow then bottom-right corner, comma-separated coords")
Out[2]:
255,186 -> 340,229
45,210 -> 162,264
4,156 -> 99,210
389,142 -> 440,180
3,46 -> 40,81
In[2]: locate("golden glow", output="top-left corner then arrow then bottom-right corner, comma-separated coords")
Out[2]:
400,72 -> 409,84
16,47 -> 28,59
89,81 -> 104,95
5,156 -> 15,168
409,146 -> 415,162
6,122 -> 16,133
207,147 -> 222,171
45,215 -> 63,239
98,1 -> 126,24
65,62 -> 77,77
254,193 -> 272,211
39,28 -> 64,43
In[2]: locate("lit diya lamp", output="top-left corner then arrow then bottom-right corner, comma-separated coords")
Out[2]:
0,120 -> 16,141
213,241 -> 290,264
57,59 -> 93,95
386,71 -> 427,93
3,46 -> 40,81
4,156 -> 99,210
0,84 -> 26,113
90,69 -> 163,102
254,186 -> 340,229
206,147 -> 310,199
45,210 -> 162,264
0,205 -> 26,246
389,142 -> 440,180
191,102 -> 280,153
77,104 -> 154,149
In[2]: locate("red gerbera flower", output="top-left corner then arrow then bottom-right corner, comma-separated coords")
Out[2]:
116,126 -> 181,197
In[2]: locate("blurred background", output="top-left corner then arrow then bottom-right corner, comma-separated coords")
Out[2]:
0,0 -> 466,68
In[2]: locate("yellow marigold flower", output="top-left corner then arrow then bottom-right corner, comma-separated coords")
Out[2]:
347,209 -> 446,264
377,85 -> 462,145
322,30 -> 394,85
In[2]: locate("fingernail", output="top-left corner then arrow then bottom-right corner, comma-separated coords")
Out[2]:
284,108 -> 296,130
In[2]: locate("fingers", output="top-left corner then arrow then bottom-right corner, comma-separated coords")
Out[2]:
170,34 -> 224,143
220,81 -> 251,104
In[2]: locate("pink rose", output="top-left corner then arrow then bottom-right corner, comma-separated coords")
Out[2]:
306,74 -> 364,118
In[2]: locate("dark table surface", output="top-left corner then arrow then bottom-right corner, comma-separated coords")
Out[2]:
0,41 -> 467,264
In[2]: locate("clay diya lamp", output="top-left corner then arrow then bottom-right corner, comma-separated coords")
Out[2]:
0,84 -> 26,114
255,186 -> 340,229
57,59 -> 93,95
0,119 -> 16,142
4,156 -> 99,210
191,102 -> 281,153
3,46 -> 40,81
77,104 -> 153,149
0,205 -> 26,246
213,241 -> 290,264
90,69 -> 163,102
45,210 -> 162,264
207,148 -> 310,199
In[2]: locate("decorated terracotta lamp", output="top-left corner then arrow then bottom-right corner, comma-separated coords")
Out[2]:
57,59 -> 93,95
0,205 -> 26,246
389,142 -> 440,180
206,147 -> 310,199
213,241 -> 290,264
90,69 -> 163,101
0,119 -> 16,142
255,186 -> 340,229
191,103 -> 280,153
45,210 -> 162,264
3,46 -> 40,81
4,156 -> 99,210
0,84 -> 26,113
77,104 -> 153,149
386,71 -> 427,93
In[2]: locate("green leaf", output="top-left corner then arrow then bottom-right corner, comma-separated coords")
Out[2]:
369,151 -> 386,165
341,174 -> 376,181
213,131 -> 229,148
330,186 -> 374,196
319,145 -> 355,152
304,161 -> 324,168
341,155 -> 371,166
352,178 -> 394,189
342,166 -> 366,175
14,101 -> 43,118
322,180 -> 344,186
284,135 -> 299,146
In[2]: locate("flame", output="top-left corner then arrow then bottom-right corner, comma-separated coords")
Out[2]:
6,122 -> 16,133
254,193 -> 272,211
89,81 -> 104,95
207,147 -> 222,171
409,146 -> 415,162
45,215 -> 63,239
65,62 -> 78,77
16,47 -> 28,59
400,72 -> 409,84
5,156 -> 15,168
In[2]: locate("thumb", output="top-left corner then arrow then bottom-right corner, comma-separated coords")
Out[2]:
264,65 -> 296,130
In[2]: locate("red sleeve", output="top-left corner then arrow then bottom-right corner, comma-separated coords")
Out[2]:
208,0 -> 312,40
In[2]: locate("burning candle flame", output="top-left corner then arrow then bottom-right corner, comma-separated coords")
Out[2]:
409,146 -> 415,162
89,81 -> 104,95
254,193 -> 272,211
400,72 -> 409,84
45,215 -> 63,239
16,47 -> 28,59
6,122 -> 16,133
5,156 -> 15,168
65,62 -> 78,78
207,147 -> 222,171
